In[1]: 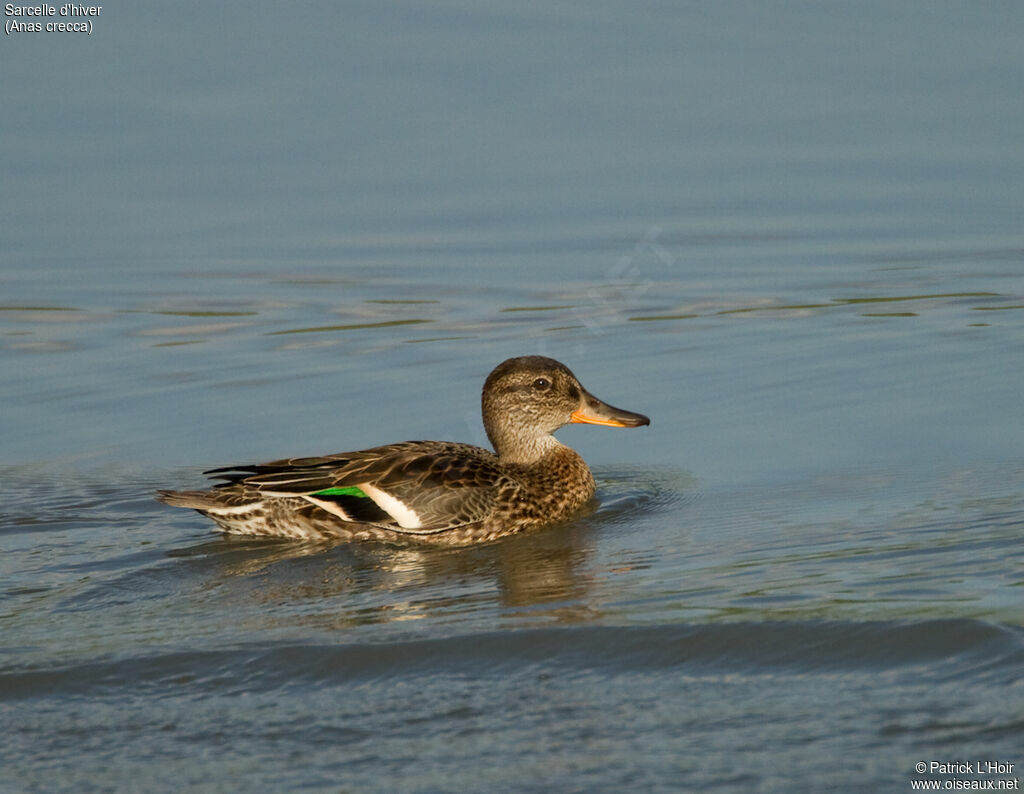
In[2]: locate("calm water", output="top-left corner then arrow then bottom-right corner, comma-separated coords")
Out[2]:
3,3 -> 1023,792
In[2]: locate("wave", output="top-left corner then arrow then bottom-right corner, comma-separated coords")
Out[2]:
2,618 -> 1021,702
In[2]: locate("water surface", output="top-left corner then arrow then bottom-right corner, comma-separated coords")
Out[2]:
2,2 -> 1023,792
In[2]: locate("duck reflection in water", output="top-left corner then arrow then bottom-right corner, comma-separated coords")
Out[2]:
174,511 -> 604,626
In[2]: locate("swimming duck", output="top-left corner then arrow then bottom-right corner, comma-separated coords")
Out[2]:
157,356 -> 650,544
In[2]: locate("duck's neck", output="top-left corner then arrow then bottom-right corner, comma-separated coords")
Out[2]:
490,429 -> 565,466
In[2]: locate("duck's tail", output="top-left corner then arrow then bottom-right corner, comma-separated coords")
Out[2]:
155,489 -> 226,510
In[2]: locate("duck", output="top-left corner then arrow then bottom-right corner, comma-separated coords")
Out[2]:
157,356 -> 650,545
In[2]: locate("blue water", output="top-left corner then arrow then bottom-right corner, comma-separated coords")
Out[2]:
2,3 -> 1023,792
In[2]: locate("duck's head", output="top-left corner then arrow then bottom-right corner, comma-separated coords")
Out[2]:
481,356 -> 650,462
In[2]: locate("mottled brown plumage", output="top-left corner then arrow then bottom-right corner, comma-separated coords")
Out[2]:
157,356 -> 649,545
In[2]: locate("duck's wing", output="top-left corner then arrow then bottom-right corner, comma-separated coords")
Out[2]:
204,441 -> 503,535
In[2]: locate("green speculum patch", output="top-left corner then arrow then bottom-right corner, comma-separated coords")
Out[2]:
311,486 -> 369,498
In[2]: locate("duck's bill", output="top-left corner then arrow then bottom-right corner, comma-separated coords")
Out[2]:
570,392 -> 650,428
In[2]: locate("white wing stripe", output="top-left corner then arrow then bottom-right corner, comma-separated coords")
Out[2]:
302,496 -> 353,522
360,483 -> 423,529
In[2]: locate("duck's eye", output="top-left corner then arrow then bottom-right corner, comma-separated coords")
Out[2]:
532,377 -> 551,391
